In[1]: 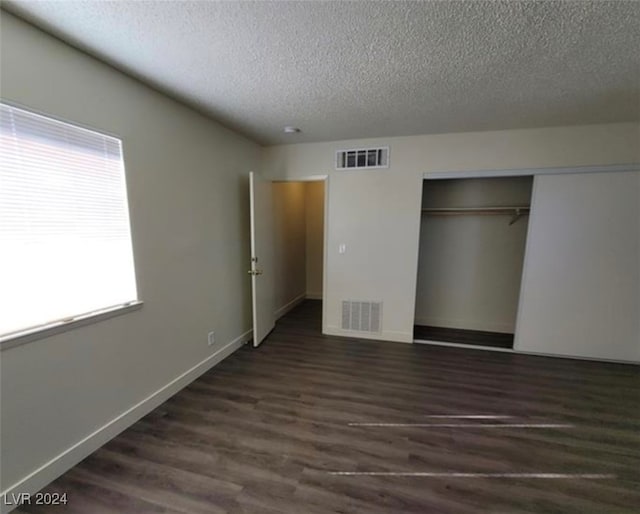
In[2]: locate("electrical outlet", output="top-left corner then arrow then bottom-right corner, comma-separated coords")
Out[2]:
207,331 -> 215,346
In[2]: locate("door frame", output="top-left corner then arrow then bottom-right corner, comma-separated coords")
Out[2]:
422,163 -> 637,180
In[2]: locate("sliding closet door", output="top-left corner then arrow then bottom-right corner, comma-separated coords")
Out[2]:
515,171 -> 639,362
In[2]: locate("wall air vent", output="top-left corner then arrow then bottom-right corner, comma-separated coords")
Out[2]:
341,301 -> 382,333
336,147 -> 389,170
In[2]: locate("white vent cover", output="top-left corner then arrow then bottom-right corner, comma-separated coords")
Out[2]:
341,301 -> 382,333
336,147 -> 389,170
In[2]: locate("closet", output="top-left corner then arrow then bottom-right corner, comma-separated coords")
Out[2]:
414,176 -> 533,349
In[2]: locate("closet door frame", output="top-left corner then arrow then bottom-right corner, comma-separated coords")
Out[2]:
423,163 -> 637,181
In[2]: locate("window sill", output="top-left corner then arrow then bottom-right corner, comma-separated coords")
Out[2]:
0,301 -> 144,351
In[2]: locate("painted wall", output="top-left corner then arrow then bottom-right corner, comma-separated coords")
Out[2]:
0,12 -> 259,501
516,171 -> 640,362
415,177 -> 532,333
305,181 -> 324,299
262,123 -> 639,343
272,182 -> 307,315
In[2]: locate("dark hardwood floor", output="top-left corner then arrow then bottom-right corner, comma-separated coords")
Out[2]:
19,301 -> 640,513
414,325 -> 514,349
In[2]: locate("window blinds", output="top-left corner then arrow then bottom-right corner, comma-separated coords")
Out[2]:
0,103 -> 138,337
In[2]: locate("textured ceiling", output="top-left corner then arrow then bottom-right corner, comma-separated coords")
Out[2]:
3,1 -> 639,145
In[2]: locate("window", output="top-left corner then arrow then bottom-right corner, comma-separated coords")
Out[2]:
0,103 -> 138,339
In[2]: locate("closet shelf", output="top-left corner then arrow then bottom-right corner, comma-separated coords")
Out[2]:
421,206 -> 530,225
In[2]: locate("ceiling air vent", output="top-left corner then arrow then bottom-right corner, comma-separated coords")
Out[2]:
336,147 -> 389,170
341,301 -> 382,333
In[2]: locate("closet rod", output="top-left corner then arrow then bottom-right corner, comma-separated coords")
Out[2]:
421,206 -> 530,214
421,206 -> 531,225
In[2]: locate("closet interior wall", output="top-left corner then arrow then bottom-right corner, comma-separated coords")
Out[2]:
415,177 -> 533,344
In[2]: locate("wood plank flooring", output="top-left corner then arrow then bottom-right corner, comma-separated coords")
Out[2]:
19,301 -> 640,513
414,325 -> 514,348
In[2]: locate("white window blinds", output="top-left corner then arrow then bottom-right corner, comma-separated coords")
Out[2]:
0,103 -> 138,338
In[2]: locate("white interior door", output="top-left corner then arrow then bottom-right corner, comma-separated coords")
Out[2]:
249,171 -> 276,347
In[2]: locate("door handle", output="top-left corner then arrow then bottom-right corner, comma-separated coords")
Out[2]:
247,269 -> 263,275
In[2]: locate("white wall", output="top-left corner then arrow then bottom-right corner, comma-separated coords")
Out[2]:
272,182 -> 307,315
262,123 -> 639,343
0,12 -> 260,502
305,181 -> 324,299
516,171 -> 640,362
415,177 -> 532,333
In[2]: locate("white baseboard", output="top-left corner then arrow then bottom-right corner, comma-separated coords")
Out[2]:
325,326 -> 412,343
305,292 -> 323,300
0,329 -> 252,514
413,316 -> 514,334
415,339 -> 639,364
275,293 -> 306,320
414,338 -> 515,353
512,347 -> 639,365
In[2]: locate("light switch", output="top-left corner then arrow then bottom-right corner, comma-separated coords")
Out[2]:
339,244 -> 346,254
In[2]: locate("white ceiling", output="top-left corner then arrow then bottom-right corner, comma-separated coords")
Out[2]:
3,1 -> 639,145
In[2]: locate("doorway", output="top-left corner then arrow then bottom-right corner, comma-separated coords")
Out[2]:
414,176 -> 533,349
249,173 -> 326,347
271,180 -> 325,321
